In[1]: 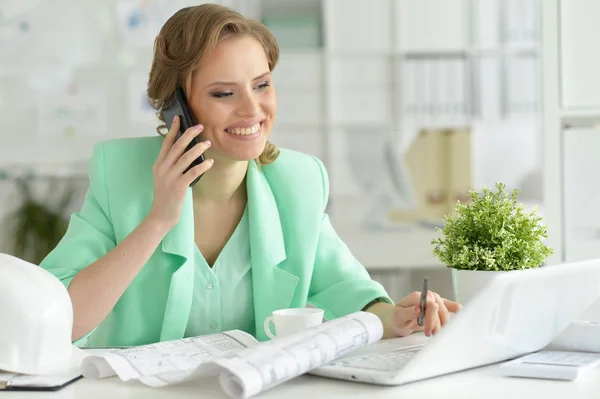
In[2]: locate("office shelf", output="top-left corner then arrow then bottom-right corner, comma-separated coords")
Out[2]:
0,0 -> 543,271
251,0 -> 543,269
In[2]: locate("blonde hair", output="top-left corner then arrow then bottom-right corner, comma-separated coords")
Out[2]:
147,4 -> 280,165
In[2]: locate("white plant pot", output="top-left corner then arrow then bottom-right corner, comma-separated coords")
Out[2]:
451,269 -> 505,304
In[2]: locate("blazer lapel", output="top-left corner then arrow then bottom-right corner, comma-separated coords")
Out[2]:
157,161 -> 298,342
159,188 -> 195,341
247,161 -> 299,341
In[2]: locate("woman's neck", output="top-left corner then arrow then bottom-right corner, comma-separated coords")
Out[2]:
192,159 -> 249,204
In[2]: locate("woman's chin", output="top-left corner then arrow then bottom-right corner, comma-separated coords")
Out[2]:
220,145 -> 266,162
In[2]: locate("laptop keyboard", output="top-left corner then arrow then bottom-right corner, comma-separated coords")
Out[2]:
329,347 -> 422,372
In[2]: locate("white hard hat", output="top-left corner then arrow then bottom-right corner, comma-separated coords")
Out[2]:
0,253 -> 86,375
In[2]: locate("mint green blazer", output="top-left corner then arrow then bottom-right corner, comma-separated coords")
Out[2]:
40,137 -> 392,347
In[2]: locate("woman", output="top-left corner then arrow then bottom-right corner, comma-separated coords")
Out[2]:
40,3 -> 460,347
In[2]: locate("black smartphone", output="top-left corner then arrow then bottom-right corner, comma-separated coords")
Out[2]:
162,87 -> 206,186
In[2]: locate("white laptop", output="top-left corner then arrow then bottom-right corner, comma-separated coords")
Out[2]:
311,258 -> 600,385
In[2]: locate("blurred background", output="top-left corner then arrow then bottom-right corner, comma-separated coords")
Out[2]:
0,0 -> 591,300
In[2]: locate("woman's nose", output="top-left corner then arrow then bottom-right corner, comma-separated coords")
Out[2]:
236,92 -> 261,117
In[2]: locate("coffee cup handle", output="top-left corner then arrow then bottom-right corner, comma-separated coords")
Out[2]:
264,316 -> 276,339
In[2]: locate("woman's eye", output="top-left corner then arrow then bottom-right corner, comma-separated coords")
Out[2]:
256,81 -> 270,90
210,82 -> 270,98
211,92 -> 232,99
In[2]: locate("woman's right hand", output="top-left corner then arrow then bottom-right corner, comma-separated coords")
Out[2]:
148,115 -> 214,230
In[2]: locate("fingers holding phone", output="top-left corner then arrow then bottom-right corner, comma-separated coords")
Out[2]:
172,127 -> 207,170
149,116 -> 214,229
155,114 -> 180,165
180,139 -> 213,185
164,121 -> 202,166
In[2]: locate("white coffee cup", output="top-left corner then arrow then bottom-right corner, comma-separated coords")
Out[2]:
264,308 -> 324,339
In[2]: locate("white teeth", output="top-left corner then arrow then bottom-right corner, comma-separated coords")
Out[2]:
225,122 -> 261,135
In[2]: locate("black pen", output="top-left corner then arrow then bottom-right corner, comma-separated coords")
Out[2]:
417,277 -> 428,327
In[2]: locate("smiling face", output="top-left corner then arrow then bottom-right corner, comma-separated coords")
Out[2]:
187,35 -> 277,163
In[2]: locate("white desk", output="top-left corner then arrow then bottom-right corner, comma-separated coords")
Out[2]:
4,364 -> 600,399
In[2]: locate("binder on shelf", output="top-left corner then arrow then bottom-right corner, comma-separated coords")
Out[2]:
389,128 -> 473,224
261,14 -> 322,50
447,129 -> 472,208
401,58 -> 469,126
507,56 -> 539,115
473,0 -> 500,49
505,0 -> 539,46
477,56 -> 502,120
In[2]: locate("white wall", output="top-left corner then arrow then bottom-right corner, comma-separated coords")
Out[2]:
0,0 -> 543,274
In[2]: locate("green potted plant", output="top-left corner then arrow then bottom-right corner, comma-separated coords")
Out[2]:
4,177 -> 77,265
431,182 -> 554,303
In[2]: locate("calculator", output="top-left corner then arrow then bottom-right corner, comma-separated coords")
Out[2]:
500,351 -> 600,381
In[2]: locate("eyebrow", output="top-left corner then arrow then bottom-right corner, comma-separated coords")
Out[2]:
205,72 -> 271,89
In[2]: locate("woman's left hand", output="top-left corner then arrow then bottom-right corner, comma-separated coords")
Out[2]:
390,291 -> 461,337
